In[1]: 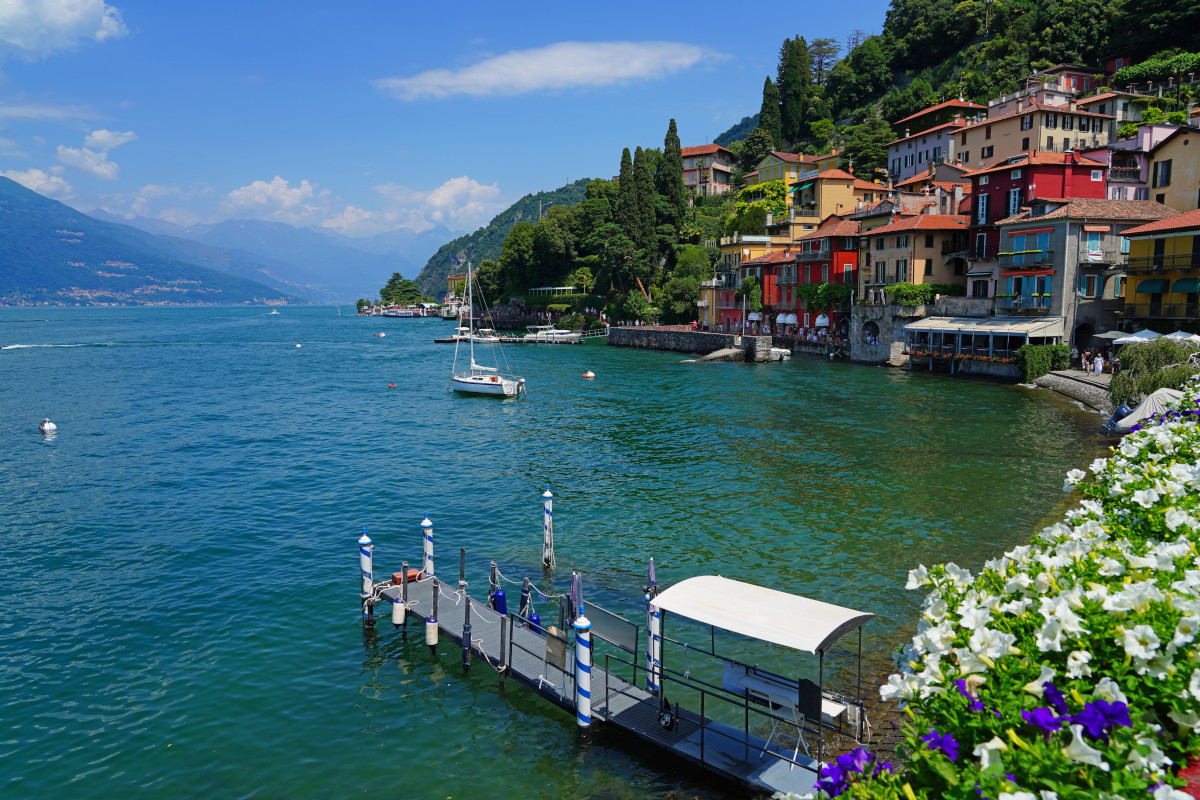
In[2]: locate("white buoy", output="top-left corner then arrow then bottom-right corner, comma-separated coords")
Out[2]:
391,596 -> 406,627
39,418 -> 57,433
421,514 -> 434,578
426,578 -> 440,650
296,343 -> 302,348
582,371 -> 595,379
542,485 -> 555,569
379,332 -> 385,337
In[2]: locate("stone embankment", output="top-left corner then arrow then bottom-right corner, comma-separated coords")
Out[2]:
607,327 -> 774,362
1034,369 -> 1112,412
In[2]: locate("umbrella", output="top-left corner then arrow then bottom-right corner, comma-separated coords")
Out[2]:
1163,331 -> 1200,343
1113,329 -> 1163,345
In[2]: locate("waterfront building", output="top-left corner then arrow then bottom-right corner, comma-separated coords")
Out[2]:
791,214 -> 861,334
992,197 -> 1179,346
964,151 -> 1108,299
743,151 -> 818,207
851,193 -> 938,303
1120,208 -> 1200,327
986,64 -> 1102,117
887,118 -> 968,183
861,213 -> 971,292
739,248 -> 795,329
710,233 -> 787,330
894,161 -> 971,195
1076,90 -> 1155,141
1144,125 -> 1200,212
954,100 -> 1112,172
682,144 -> 736,196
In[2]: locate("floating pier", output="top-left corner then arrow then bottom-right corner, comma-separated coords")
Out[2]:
357,495 -> 873,797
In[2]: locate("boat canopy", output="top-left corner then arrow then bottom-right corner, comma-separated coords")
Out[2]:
652,575 -> 873,655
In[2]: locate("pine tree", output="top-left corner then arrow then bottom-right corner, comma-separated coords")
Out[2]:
655,118 -> 687,234
616,147 -> 640,246
809,37 -> 840,85
759,77 -> 782,150
632,146 -> 657,254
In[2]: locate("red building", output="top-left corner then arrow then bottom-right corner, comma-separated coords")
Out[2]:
792,215 -> 861,334
737,248 -> 793,329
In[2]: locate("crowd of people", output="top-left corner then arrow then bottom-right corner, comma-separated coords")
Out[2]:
1071,346 -> 1120,375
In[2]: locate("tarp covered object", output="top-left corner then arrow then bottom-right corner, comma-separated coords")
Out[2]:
1116,388 -> 1184,431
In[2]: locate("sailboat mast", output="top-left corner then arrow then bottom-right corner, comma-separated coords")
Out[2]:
467,262 -> 475,368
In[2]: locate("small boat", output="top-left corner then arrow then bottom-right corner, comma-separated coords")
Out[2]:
525,324 -> 581,343
269,309 -> 279,315
450,264 -> 525,397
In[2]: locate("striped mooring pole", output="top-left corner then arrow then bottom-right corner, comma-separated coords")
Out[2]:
421,514 -> 434,578
542,485 -> 555,569
359,527 -> 374,629
646,558 -> 661,694
573,587 -> 592,735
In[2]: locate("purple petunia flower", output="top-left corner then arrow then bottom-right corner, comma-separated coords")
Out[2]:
815,763 -> 847,797
922,727 -> 960,761
874,761 -> 893,776
1022,706 -> 1065,736
1071,699 -> 1132,742
956,679 -> 986,712
1043,682 -> 1069,716
835,747 -> 873,775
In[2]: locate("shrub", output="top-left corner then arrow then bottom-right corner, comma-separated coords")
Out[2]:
1015,344 -> 1070,382
887,283 -> 966,306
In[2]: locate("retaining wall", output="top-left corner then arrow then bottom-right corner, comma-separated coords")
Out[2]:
607,328 -> 775,361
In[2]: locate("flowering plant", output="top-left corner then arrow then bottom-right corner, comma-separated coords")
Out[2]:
836,377 -> 1200,799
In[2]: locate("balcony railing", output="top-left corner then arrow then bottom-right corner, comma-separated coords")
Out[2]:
797,250 -> 830,262
1108,167 -> 1141,182
777,273 -> 798,285
1079,247 -> 1127,266
996,295 -> 1053,311
1123,302 -> 1200,319
999,250 -> 1054,269
942,238 -> 969,255
1127,253 -> 1200,272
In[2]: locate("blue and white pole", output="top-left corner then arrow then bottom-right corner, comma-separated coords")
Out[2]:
393,561 -> 408,630
542,485 -> 555,569
421,514 -> 434,578
646,558 -> 661,695
573,574 -> 592,734
359,527 -> 374,626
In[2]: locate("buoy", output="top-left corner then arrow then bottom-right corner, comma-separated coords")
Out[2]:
379,332 -> 385,337
582,371 -> 595,379
387,383 -> 396,389
39,418 -> 57,433
295,344 -> 302,348
492,586 -> 507,615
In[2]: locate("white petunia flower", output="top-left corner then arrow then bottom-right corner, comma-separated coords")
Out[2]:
1091,457 -> 1108,474
1189,669 -> 1200,700
1172,616 -> 1199,648
999,792 -> 1037,800
1168,707 -> 1200,733
879,672 -> 918,703
1062,724 -> 1110,771
1098,557 -> 1126,577
1036,618 -> 1064,652
1132,488 -> 1161,508
973,736 -> 1008,771
959,605 -> 992,631
905,564 -> 930,590
943,562 -> 973,587
1165,508 -> 1199,532
1064,468 -> 1086,487
1005,572 -> 1033,593
970,626 -> 1016,660
1066,649 -> 1092,678
1035,572 -> 1054,594
1093,676 -> 1128,705
997,597 -> 1033,615
1123,624 -> 1162,660
955,647 -> 990,676
1152,785 -> 1193,800
1127,737 -> 1172,774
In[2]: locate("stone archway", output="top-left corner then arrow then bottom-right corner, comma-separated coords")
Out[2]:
1074,322 -> 1095,351
863,320 -> 880,343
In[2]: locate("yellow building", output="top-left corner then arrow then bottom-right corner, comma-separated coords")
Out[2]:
1147,127 -> 1200,213
1122,208 -> 1200,323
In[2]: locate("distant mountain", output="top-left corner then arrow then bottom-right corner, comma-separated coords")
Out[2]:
715,114 -> 759,147
415,179 -> 592,297
0,177 -> 298,306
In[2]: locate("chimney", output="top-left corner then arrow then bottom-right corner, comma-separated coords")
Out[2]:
1017,98 -> 1024,113
789,206 -> 795,222
857,198 -> 864,210
905,127 -> 911,138
1068,98 -> 1077,112
953,184 -> 963,214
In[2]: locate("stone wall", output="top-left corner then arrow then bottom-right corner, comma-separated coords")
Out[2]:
931,296 -> 995,317
849,304 -> 915,366
607,327 -> 735,354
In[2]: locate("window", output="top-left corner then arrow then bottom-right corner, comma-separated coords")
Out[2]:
898,235 -> 909,248
1135,187 -> 1149,201
1047,136 -> 1055,149
1093,119 -> 1103,133
961,150 -> 970,164
1114,275 -> 1126,298
977,193 -> 989,224
1063,137 -> 1070,151
843,263 -> 854,284
985,125 -> 992,140
982,145 -> 994,159
1086,230 -> 1101,252
898,259 -> 909,282
1022,137 -> 1030,150
933,146 -> 941,159
923,259 -> 933,276
875,260 -> 886,282
875,237 -> 884,250
1011,169 -> 1022,179
980,175 -> 989,185
842,238 -> 855,250
924,234 -> 934,248
1045,113 -> 1058,129
975,232 -> 987,259
1021,115 -> 1033,130
954,260 -> 964,276
1008,188 -> 1022,217
961,132 -> 967,146
973,279 -> 989,297
1091,169 -> 1103,182
1157,193 -> 1166,204
1062,116 -> 1073,131
1153,159 -> 1173,188
892,158 -> 900,174
1120,236 -> 1130,254
822,264 -> 829,282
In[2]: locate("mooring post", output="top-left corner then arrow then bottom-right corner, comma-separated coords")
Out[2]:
427,577 -> 440,655
498,615 -> 509,688
399,561 -> 410,639
542,485 -> 555,570
421,513 -> 434,578
359,528 -> 374,630
460,547 -> 471,671
573,575 -> 592,739
489,561 -> 507,614
645,558 -> 661,695
518,576 -> 531,623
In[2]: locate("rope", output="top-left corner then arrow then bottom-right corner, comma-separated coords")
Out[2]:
682,642 -> 690,680
494,568 -> 567,599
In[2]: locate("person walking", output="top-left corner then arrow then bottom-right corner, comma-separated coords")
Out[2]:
1093,352 -> 1104,376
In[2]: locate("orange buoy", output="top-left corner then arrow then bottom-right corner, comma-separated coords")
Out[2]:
582,371 -> 595,379
387,383 -> 396,388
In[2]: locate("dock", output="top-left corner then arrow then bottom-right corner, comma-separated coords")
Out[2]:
368,571 -> 859,797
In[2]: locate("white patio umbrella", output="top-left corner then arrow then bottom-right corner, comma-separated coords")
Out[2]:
1113,329 -> 1163,345
1162,331 -> 1200,343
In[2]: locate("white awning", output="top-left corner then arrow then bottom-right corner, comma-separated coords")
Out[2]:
652,575 -> 874,655
904,316 -> 1064,338
784,313 -> 798,325
748,312 -> 762,321
815,314 -> 830,327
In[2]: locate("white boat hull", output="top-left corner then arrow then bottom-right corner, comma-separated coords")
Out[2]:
450,374 -> 525,397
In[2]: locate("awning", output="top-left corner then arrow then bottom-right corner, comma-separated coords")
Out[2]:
788,181 -> 815,194
776,313 -> 789,324
1173,278 -> 1200,293
904,316 -> 1065,338
784,313 -> 799,325
815,314 -> 830,327
966,269 -> 992,277
652,575 -> 874,655
1001,268 -> 1054,277
1091,330 -> 1127,341
1136,279 -> 1169,294
747,312 -> 762,321
1083,225 -> 1111,232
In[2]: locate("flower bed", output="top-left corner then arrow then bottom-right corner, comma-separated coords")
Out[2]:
815,378 -> 1200,799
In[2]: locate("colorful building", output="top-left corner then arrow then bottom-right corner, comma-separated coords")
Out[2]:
791,214 -> 861,334
1146,126 -> 1200,212
1120,208 -> 1200,326
861,213 -> 971,293
682,144 -> 736,196
1084,123 -> 1182,202
954,101 -> 1112,172
891,98 -> 985,136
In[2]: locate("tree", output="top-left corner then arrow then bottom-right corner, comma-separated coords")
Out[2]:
726,206 -> 768,237
842,110 -> 893,179
380,272 -> 423,305
655,119 -> 688,235
1109,338 -> 1200,406
633,146 -> 657,255
475,258 -> 501,302
734,274 -> 763,312
1110,0 -> 1200,61
739,127 -> 774,173
532,205 -> 576,286
499,221 -> 536,291
356,298 -> 369,312
779,36 -> 812,145
759,77 -> 782,149
616,148 -> 640,247
809,37 -> 841,85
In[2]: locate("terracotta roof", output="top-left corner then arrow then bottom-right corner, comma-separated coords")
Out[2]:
854,178 -> 885,191
962,101 -> 1114,131
767,150 -> 816,163
1077,90 -> 1155,106
933,181 -> 972,193
886,118 -> 968,147
795,215 -> 861,241
894,99 -> 986,127
812,168 -> 855,180
958,195 -> 972,214
742,249 -> 795,265
995,198 -> 1180,226
865,214 -> 970,235
962,151 -> 1106,177
1121,208 -> 1200,237
682,144 -> 734,158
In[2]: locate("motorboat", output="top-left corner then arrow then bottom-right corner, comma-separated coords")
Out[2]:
526,324 -> 581,343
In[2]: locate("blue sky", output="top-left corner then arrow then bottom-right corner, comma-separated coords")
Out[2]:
0,0 -> 891,238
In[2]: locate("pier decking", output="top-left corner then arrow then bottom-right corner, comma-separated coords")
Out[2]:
376,577 -> 823,797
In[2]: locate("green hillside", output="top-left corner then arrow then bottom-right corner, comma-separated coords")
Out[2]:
0,177 -> 297,305
415,179 -> 592,297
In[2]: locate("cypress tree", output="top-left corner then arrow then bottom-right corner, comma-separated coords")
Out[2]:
779,38 -> 804,146
655,118 -> 687,233
632,146 -> 656,254
616,147 -> 639,245
759,77 -> 782,150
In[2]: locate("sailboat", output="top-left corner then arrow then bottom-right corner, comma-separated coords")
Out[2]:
450,263 -> 526,397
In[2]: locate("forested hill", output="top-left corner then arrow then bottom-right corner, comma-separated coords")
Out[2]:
415,179 -> 592,297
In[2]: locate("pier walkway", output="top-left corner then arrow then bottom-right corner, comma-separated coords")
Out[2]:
377,577 -> 823,797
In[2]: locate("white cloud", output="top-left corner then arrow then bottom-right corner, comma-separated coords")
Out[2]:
225,176 -> 316,211
0,137 -> 28,157
0,0 -> 127,61
56,144 -> 117,179
84,128 -> 135,151
1,166 -> 72,198
373,41 -> 713,100
347,175 -> 505,235
0,102 -> 98,121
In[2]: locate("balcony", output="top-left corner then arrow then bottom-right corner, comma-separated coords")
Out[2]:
777,273 -> 798,286
1127,253 -> 1200,272
1078,297 -> 1126,313
1123,302 -> 1200,319
1079,246 -> 1127,266
1109,167 -> 1141,182
996,294 -> 1054,312
797,250 -> 830,262
999,250 -> 1054,269
942,238 -> 969,256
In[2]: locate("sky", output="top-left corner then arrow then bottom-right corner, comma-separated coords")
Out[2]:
0,0 -> 892,240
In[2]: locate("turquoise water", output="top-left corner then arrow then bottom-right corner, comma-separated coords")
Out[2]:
0,307 -> 1106,798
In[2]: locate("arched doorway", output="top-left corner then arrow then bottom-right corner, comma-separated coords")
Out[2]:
863,320 -> 880,344
1074,322 -> 1095,351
